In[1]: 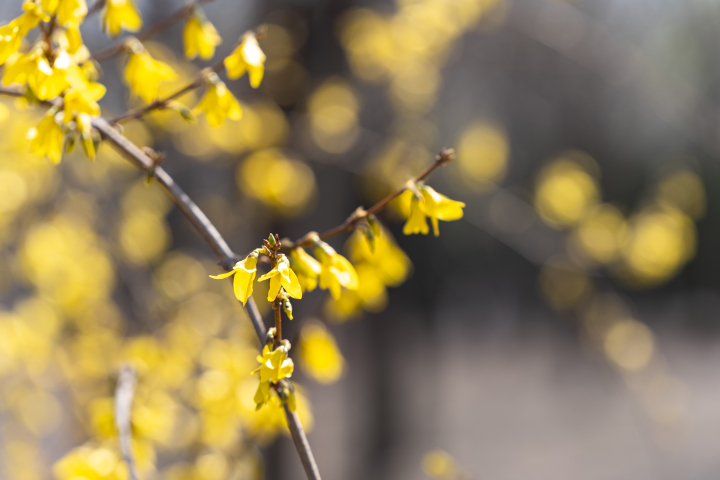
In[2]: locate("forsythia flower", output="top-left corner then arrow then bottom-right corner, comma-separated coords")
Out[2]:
56,0 -> 88,26
124,47 -> 177,102
196,79 -> 242,127
313,240 -> 359,300
258,254 -> 302,302
64,24 -> 83,54
16,3 -> 49,35
289,247 -> 321,292
224,31 -> 266,88
0,22 -> 23,65
3,48 -> 70,100
63,65 -> 106,123
102,0 -> 142,38
28,112 -> 64,164
252,345 -> 294,409
75,112 -> 95,159
402,185 -> 465,236
183,15 -> 221,60
209,253 -> 258,305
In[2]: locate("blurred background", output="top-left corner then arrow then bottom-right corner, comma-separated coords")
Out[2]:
2,0 -> 720,479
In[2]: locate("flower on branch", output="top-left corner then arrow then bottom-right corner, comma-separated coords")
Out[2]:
183,13 -> 222,60
402,184 -> 465,236
17,3 -> 50,35
224,31 -> 266,88
289,247 -> 321,293
257,254 -> 302,302
63,65 -> 106,123
55,0 -> 88,27
102,0 -> 142,38
28,111 -> 64,164
313,239 -> 359,300
3,47 -> 70,101
252,345 -> 294,409
209,252 -> 258,305
196,76 -> 242,127
124,43 -> 177,103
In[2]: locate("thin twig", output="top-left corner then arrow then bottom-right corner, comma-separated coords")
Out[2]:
90,0 -> 212,63
282,403 -> 322,480
288,148 -> 456,250
115,366 -> 140,480
86,0 -> 107,17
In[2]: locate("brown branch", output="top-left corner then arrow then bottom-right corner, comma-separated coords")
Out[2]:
86,0 -> 107,17
283,403 -> 322,480
115,366 -> 140,480
90,0 -> 212,63
288,148 -> 456,250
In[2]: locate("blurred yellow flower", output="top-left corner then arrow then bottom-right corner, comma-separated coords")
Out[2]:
299,322 -> 344,384
289,247 -> 321,292
209,253 -> 258,305
313,240 -> 358,300
103,0 -> 142,38
183,15 -> 221,60
56,0 -> 88,26
0,22 -> 23,65
17,3 -> 49,35
347,228 -> 412,287
76,112 -> 95,159
53,445 -> 127,480
252,345 -> 294,409
65,23 -> 83,54
3,48 -> 70,101
63,64 -> 106,123
196,80 -> 242,127
257,254 -> 302,302
125,47 -> 177,102
403,191 -> 429,235
422,450 -> 459,480
224,31 -> 266,88
28,113 -> 64,164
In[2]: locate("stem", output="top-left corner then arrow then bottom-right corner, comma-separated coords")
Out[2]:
115,366 -> 140,480
273,299 -> 282,348
290,148 -> 455,249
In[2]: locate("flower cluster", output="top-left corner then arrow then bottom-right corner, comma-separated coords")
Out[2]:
5,0 -> 266,165
402,183 -> 466,236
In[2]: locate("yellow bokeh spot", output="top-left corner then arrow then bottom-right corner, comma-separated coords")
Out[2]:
655,168 -> 705,220
538,257 -> 592,311
455,122 -> 508,190
617,207 -> 695,287
603,320 -> 654,371
308,77 -> 360,153
422,450 -> 458,480
299,321 -> 345,384
0,171 -> 28,213
153,252 -> 207,301
572,203 -> 627,264
237,149 -> 316,216
535,154 -> 599,228
119,210 -> 171,265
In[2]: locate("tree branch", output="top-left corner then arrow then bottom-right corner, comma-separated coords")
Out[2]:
288,148 -> 456,250
90,0 -> 213,63
115,366 -> 140,480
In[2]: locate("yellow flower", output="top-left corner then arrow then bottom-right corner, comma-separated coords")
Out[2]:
64,23 -> 83,54
299,322 -> 344,384
42,0 -> 60,14
257,254 -> 302,302
289,247 -> 321,292
208,253 -> 257,305
63,65 -> 106,123
251,345 -> 294,408
28,112 -> 64,164
56,0 -> 88,26
3,48 -> 70,101
402,185 -> 465,236
196,80 -> 242,127
347,228 -> 412,287
420,185 -> 465,235
0,22 -> 23,65
102,0 -> 142,38
124,47 -> 177,102
224,31 -> 266,87
402,191 -> 429,235
183,15 -> 221,60
313,240 -> 359,300
17,3 -> 49,35
75,112 -> 95,159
